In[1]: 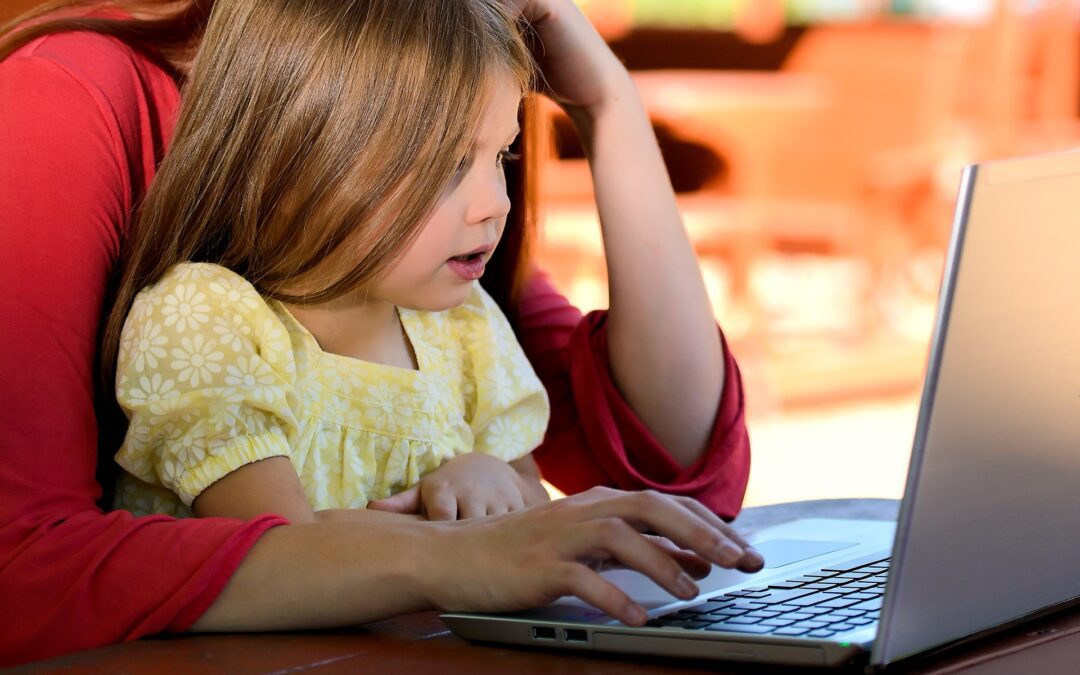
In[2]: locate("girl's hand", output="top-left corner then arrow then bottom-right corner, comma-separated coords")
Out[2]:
503,0 -> 631,115
423,487 -> 765,625
367,453 -> 549,520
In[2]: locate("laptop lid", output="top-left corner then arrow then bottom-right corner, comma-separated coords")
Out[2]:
872,150 -> 1080,665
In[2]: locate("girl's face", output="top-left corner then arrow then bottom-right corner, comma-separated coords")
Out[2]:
370,70 -> 522,312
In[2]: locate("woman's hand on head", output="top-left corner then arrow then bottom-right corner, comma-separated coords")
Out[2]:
367,453 -> 549,520
502,0 -> 631,116
419,487 -> 764,626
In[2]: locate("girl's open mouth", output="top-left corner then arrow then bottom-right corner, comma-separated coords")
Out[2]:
447,251 -> 487,280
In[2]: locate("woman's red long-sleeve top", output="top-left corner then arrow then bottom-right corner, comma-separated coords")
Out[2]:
0,31 -> 750,666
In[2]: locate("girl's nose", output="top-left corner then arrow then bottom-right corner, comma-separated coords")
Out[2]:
466,169 -> 512,225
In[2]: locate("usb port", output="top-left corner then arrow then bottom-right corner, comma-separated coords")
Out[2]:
531,626 -> 556,640
564,628 -> 588,643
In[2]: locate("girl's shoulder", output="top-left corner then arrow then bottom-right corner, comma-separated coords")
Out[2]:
143,262 -> 258,295
131,263 -> 275,327
122,263 -> 295,376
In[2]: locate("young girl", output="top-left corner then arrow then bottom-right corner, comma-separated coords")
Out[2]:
104,0 -> 551,523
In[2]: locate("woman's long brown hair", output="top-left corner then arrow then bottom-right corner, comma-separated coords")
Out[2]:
0,0 -> 542,390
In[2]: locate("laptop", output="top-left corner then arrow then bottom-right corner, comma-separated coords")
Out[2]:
441,149 -> 1080,668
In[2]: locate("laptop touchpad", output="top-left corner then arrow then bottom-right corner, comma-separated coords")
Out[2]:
754,539 -> 858,569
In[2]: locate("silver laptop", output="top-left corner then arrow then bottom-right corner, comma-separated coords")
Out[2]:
442,149 -> 1080,668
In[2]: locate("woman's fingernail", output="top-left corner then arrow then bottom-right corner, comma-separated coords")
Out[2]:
718,541 -> 743,565
677,573 -> 698,598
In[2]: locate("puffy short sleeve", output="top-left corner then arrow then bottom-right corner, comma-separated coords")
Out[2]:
114,263 -> 300,506
455,283 -> 550,463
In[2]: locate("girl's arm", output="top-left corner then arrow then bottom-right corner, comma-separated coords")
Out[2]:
513,1 -> 724,469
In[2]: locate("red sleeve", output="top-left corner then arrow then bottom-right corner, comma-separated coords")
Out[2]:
0,40 -> 284,667
518,271 -> 750,520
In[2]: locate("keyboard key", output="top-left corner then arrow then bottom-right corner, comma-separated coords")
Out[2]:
700,609 -> 747,620
745,610 -> 782,619
773,626 -> 812,636
835,608 -> 866,618
821,554 -> 891,573
785,612 -> 815,621
787,594 -> 832,607
829,623 -> 855,632
767,581 -> 807,590
845,591 -> 881,601
760,618 -> 796,627
801,606 -> 834,615
789,620 -> 829,630
705,622 -> 776,635
684,601 -> 736,614
808,629 -> 837,638
726,616 -> 764,625
669,620 -> 711,629
821,597 -> 862,609
851,598 -> 884,611
848,617 -> 875,626
751,588 -> 823,605
834,572 -> 874,581
815,614 -> 855,624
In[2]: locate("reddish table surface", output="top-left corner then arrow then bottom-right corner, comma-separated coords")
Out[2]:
14,605 -> 1080,674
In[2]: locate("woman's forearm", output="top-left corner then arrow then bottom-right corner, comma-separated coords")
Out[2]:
566,79 -> 725,468
191,517 -> 432,632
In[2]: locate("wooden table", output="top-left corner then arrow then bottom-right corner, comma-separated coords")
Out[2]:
14,501 -> 1080,673
14,606 -> 1080,674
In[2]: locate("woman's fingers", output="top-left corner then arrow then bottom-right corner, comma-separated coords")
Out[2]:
673,496 -> 764,572
554,562 -> 647,626
576,490 -> 751,569
646,535 -> 713,580
571,519 -> 699,602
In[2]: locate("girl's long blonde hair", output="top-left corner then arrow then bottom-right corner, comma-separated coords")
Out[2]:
3,0 -> 539,391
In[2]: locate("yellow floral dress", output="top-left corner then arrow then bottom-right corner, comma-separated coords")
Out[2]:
113,263 -> 550,517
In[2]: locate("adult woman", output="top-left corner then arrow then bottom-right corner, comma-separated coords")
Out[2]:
0,0 -> 755,665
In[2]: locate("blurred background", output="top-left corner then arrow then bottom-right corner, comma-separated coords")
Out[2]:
535,0 -> 1079,505
3,0 -> 1078,506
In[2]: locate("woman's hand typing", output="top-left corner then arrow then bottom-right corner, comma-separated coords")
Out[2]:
420,487 -> 764,626
367,452 -> 550,520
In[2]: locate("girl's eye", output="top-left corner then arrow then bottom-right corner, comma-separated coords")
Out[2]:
496,150 -> 521,168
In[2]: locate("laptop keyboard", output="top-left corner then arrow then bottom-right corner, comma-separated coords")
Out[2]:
647,553 -> 889,639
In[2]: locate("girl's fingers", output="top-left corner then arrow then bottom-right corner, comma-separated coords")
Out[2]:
459,497 -> 488,520
366,484 -> 420,513
423,485 -> 458,521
